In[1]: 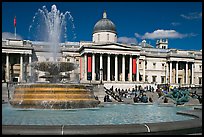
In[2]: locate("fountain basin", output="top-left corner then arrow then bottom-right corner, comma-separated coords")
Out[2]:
10,83 -> 100,109
2,103 -> 202,135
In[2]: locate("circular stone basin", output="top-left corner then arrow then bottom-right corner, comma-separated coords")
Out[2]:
2,103 -> 195,126
9,83 -> 100,109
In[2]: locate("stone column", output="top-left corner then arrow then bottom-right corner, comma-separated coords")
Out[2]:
29,54 -> 32,76
122,55 -> 125,81
6,53 -> 10,82
143,60 -> 145,82
100,54 -> 103,81
107,54 -> 110,81
191,63 -> 194,84
136,56 -> 139,81
115,55 -> 118,81
129,55 -> 132,82
169,61 -> 172,83
20,54 -> 23,82
176,61 -> 178,84
84,53 -> 87,81
92,53 -> 95,81
186,62 -> 188,84
165,63 -> 168,83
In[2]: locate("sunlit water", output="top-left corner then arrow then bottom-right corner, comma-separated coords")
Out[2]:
2,103 -> 195,125
28,4 -> 76,61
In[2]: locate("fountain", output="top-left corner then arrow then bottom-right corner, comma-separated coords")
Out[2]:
2,5 -> 202,135
157,87 -> 201,105
9,5 -> 100,109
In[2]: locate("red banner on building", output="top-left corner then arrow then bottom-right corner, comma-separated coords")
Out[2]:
132,58 -> 136,74
87,55 -> 92,73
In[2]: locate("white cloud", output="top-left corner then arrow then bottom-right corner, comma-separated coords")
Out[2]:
117,37 -> 138,44
2,32 -> 23,40
180,12 -> 202,20
135,29 -> 197,39
171,22 -> 181,26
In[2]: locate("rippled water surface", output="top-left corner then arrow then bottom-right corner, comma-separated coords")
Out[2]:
2,103 -> 195,125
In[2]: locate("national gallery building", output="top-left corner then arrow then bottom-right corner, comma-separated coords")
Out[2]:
2,12 -> 202,89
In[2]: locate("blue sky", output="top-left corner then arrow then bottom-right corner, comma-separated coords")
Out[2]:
2,2 -> 202,50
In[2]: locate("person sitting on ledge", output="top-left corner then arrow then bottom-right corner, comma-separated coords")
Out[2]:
164,97 -> 168,103
149,97 -> 153,103
133,94 -> 139,103
141,93 -> 148,103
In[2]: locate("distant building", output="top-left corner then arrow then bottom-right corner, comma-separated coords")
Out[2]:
2,11 -> 202,89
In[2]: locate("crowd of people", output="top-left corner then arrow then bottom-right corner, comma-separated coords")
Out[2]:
104,85 -> 156,103
103,84 -> 202,104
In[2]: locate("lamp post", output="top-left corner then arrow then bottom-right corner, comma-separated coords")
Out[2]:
100,68 -> 103,84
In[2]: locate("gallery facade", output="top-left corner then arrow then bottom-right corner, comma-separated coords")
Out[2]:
2,11 -> 202,89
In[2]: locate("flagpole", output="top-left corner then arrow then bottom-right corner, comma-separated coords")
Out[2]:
15,26 -> 16,39
14,16 -> 16,39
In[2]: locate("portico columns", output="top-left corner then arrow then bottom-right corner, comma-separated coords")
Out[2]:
100,54 -> 103,81
169,61 -> 172,83
115,55 -> 118,81
92,53 -> 95,81
107,54 -> 110,81
185,62 -> 188,84
6,53 -> 10,82
122,55 -> 125,81
29,54 -> 32,77
136,56 -> 139,81
129,55 -> 132,82
84,53 -> 87,81
165,63 -> 168,83
20,54 -> 23,82
176,61 -> 178,84
191,63 -> 194,84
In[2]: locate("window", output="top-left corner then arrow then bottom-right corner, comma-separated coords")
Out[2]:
199,65 -> 202,71
145,61 -> 147,69
23,41 -> 27,45
145,75 -> 148,82
162,63 -> 165,69
67,58 -> 70,62
153,63 -> 156,69
199,77 -> 202,85
107,34 -> 109,41
161,76 -> 165,83
152,76 -> 157,83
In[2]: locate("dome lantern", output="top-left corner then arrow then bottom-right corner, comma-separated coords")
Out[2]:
92,11 -> 117,43
103,11 -> 107,19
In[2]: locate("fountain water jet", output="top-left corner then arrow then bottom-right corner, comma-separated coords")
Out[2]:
10,5 -> 100,109
29,4 -> 76,61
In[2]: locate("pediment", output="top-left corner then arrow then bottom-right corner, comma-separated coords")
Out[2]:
93,43 -> 133,50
